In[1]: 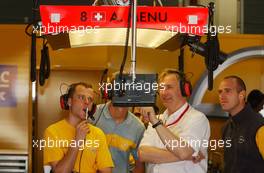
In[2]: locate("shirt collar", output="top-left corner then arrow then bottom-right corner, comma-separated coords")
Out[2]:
103,102 -> 112,119
63,119 -> 75,130
163,102 -> 189,125
103,101 -> 132,124
231,104 -> 254,124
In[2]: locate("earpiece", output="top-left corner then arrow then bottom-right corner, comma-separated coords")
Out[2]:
60,84 -> 74,110
176,71 -> 192,97
101,82 -> 113,100
99,69 -> 113,100
101,76 -> 114,100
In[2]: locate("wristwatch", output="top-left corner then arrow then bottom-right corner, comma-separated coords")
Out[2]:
152,120 -> 163,128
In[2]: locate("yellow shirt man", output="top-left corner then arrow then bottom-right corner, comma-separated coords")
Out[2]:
256,126 -> 264,159
43,119 -> 114,173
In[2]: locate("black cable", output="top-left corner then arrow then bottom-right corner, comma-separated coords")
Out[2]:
205,2 -> 219,90
25,23 -> 35,37
79,139 -> 86,173
94,102 -> 107,126
25,22 -> 44,38
118,0 -> 132,81
100,69 -> 109,100
39,39 -> 51,86
44,42 -> 51,79
178,35 -> 184,73
78,101 -> 107,173
25,0 -> 42,37
100,69 -> 109,84
178,47 -> 185,73
39,46 -> 46,86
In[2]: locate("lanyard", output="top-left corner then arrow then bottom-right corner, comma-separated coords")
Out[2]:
165,104 -> 190,128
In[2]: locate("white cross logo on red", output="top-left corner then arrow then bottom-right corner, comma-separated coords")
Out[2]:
92,12 -> 106,22
50,13 -> 61,23
188,15 -> 198,25
94,13 -> 103,21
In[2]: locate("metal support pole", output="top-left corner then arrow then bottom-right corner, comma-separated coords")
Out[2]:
130,0 -> 137,82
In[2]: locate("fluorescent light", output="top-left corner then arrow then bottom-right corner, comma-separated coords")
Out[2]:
69,28 -> 174,49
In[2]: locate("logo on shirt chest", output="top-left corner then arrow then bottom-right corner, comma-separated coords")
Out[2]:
107,134 -> 136,151
238,135 -> 245,144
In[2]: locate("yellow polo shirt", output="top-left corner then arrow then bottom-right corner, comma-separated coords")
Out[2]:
256,126 -> 264,159
43,119 -> 114,173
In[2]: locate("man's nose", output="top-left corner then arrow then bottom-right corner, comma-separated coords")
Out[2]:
219,93 -> 225,100
83,99 -> 89,104
84,97 -> 93,104
159,88 -> 168,95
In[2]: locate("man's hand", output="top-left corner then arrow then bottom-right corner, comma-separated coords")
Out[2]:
140,107 -> 158,125
192,151 -> 205,163
49,121 -> 90,173
75,121 -> 90,141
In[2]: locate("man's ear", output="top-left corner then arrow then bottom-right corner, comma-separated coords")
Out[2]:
239,90 -> 246,100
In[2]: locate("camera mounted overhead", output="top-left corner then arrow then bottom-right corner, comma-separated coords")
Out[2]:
178,2 -> 228,90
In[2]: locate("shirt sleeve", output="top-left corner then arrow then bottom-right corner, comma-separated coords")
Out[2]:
139,124 -> 157,147
256,125 -> 264,159
95,130 -> 114,170
131,125 -> 145,160
178,113 -> 210,155
43,128 -> 64,165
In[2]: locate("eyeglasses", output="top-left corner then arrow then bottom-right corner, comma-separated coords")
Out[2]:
75,94 -> 94,102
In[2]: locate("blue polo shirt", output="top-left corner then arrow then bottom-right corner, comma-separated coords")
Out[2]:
91,102 -> 145,173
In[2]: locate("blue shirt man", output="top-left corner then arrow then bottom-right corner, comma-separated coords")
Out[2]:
91,102 -> 145,173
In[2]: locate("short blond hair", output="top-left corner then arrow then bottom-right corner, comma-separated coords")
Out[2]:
159,68 -> 183,83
